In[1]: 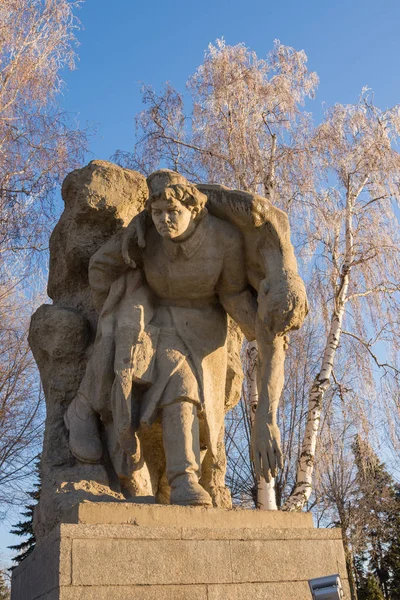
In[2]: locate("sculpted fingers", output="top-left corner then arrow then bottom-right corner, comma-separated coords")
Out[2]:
122,235 -> 137,268
253,437 -> 271,481
263,464 -> 272,483
251,431 -> 262,478
259,438 -> 274,482
283,334 -> 290,351
252,422 -> 283,482
261,452 -> 272,482
253,446 -> 262,480
263,441 -> 283,480
267,445 -> 277,478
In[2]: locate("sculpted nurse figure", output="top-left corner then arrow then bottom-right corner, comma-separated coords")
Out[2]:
65,170 -> 258,506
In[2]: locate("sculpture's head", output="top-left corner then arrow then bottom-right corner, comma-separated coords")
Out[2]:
146,170 -> 207,241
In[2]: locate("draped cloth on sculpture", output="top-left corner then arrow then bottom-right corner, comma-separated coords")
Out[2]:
76,269 -> 158,461
78,272 -> 228,463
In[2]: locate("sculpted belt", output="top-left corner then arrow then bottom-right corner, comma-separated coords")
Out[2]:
156,296 -> 218,308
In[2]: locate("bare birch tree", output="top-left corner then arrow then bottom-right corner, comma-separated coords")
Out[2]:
283,93 -> 400,510
312,398 -> 361,599
381,372 -> 400,472
0,283 -> 43,513
0,0 -> 87,262
115,38 -> 318,199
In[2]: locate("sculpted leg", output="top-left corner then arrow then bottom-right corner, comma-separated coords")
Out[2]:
200,421 -> 232,509
64,392 -> 103,464
162,401 -> 212,506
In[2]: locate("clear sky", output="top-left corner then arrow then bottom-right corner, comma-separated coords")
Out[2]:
62,0 -> 400,162
2,0 -> 400,572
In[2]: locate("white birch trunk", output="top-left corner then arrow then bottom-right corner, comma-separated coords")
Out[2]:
283,184 -> 360,512
246,340 -> 277,510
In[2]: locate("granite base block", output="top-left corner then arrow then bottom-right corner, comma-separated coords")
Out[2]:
11,503 -> 350,600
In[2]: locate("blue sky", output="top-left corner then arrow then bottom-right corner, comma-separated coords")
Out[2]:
2,0 -> 400,571
62,0 -> 400,163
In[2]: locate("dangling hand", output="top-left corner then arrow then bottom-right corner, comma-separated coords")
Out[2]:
251,417 -> 283,482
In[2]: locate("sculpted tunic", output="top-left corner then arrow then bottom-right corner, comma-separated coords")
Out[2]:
87,213 -> 256,461
139,215 -> 256,456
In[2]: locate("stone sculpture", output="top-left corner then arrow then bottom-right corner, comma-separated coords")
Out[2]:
29,161 -> 307,539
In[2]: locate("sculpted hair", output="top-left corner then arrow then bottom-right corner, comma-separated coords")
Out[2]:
146,184 -> 208,220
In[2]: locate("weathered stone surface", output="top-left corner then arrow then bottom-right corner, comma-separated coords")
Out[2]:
11,531 -> 71,599
29,164 -> 309,547
60,586 -> 208,600
48,160 -> 148,310
229,539 -> 347,583
63,501 -> 313,529
29,161 -> 147,542
11,506 -> 348,600
59,168 -> 309,516
73,538 -> 233,586
58,582 -> 351,600
60,523 -> 182,540
29,164 -> 253,540
208,582 -> 320,600
63,169 -> 261,510
208,582 -> 314,600
180,526 -> 342,540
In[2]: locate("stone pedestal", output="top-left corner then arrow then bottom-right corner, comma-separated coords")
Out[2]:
11,502 -> 350,600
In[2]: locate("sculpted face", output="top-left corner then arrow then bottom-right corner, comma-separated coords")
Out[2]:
151,196 -> 197,242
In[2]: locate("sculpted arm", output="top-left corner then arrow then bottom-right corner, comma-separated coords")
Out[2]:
251,212 -> 308,482
89,214 -> 144,312
252,214 -> 308,482
202,185 -> 308,482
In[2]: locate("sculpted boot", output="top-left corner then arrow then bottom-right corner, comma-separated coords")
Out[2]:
64,394 -> 103,463
170,473 -> 213,506
162,401 -> 212,507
